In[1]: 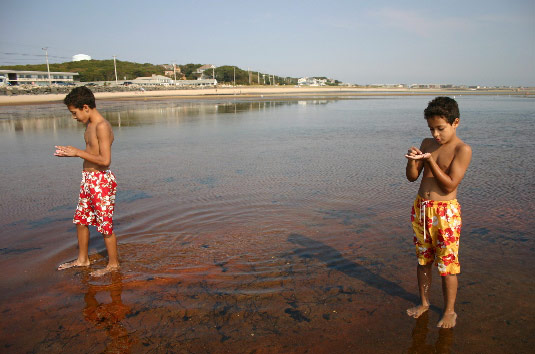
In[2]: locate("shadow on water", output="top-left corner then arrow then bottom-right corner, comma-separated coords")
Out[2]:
407,312 -> 454,354
287,233 -> 441,314
81,272 -> 136,352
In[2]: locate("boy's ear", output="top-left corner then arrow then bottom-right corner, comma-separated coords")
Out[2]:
82,104 -> 90,111
452,118 -> 460,127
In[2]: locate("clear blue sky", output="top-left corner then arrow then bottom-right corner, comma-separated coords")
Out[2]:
1,0 -> 534,86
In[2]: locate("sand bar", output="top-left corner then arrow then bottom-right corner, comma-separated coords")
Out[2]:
1,86 -> 533,106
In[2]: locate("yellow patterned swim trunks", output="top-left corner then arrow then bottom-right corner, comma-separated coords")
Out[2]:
411,195 -> 462,276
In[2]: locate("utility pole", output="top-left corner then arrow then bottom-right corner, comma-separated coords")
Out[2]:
42,47 -> 51,85
257,72 -> 259,85
172,61 -> 177,85
233,66 -> 236,86
248,68 -> 251,85
113,56 -> 118,84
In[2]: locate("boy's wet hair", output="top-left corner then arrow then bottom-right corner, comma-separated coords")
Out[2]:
424,97 -> 459,124
63,86 -> 96,109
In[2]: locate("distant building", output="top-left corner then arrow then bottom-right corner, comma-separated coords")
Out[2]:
163,65 -> 185,79
196,64 -> 216,80
298,77 -> 326,86
0,69 -> 79,85
175,79 -> 217,87
72,54 -> 91,61
133,74 -> 173,86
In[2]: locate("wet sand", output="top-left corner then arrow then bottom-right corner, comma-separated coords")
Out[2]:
0,96 -> 534,353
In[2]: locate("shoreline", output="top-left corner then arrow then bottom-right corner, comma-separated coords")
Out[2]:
0,86 -> 533,106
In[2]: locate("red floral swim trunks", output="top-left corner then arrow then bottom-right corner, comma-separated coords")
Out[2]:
411,195 -> 462,276
73,170 -> 117,235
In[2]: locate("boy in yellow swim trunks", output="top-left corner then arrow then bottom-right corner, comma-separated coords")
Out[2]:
405,97 -> 472,328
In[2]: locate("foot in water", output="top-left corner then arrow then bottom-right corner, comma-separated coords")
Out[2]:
90,265 -> 119,277
58,260 -> 90,270
437,312 -> 457,328
407,304 -> 430,318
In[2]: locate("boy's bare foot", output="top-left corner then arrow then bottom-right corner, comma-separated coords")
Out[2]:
437,312 -> 457,328
90,265 -> 119,277
58,260 -> 90,270
407,304 -> 430,318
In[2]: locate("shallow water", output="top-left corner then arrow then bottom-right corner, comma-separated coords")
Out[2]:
0,95 -> 534,353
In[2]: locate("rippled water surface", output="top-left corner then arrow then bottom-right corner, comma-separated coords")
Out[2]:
0,95 -> 534,353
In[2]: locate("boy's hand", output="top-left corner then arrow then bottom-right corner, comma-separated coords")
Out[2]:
405,147 -> 431,160
54,145 -> 78,157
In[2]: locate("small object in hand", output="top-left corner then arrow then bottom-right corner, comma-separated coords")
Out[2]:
405,153 -> 430,160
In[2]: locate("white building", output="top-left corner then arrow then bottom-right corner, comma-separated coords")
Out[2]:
0,70 -> 79,86
72,54 -> 91,61
175,79 -> 217,87
133,74 -> 173,86
298,77 -> 327,86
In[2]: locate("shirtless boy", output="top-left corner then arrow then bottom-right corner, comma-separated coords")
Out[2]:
405,97 -> 472,328
55,86 -> 119,277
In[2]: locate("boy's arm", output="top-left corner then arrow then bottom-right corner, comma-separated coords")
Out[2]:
405,140 -> 426,181
54,123 -> 112,167
423,144 -> 472,193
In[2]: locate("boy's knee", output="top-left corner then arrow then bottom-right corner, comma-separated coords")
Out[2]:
417,263 -> 433,274
418,263 -> 433,270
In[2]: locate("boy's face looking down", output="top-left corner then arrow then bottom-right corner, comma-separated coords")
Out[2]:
67,104 -> 91,124
427,115 -> 459,145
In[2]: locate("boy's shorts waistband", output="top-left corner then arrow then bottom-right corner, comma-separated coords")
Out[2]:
415,194 -> 458,205
82,169 -> 113,174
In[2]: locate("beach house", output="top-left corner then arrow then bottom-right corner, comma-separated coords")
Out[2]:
0,69 -> 79,86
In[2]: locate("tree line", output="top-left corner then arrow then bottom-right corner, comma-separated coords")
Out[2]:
1,60 -> 335,85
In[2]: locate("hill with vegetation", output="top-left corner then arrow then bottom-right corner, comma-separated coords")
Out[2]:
0,60 -> 166,82
0,60 -> 337,85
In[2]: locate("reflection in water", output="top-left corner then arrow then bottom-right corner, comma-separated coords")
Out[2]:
0,99 -> 335,133
407,312 -> 454,354
82,272 -> 135,353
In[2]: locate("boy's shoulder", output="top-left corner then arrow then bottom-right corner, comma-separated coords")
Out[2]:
90,115 -> 113,139
91,113 -> 112,129
453,138 -> 471,155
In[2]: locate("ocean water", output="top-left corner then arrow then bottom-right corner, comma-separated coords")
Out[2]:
0,95 -> 533,353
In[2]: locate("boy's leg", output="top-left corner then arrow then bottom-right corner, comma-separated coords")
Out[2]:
437,274 -> 457,328
407,263 -> 433,318
58,224 -> 90,270
90,232 -> 119,277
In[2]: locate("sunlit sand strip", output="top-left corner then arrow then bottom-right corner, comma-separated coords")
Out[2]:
1,86 -> 532,106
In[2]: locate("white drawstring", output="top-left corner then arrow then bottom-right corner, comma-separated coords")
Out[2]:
420,199 -> 429,241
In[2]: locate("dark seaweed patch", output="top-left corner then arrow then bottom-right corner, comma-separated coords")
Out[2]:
116,190 -> 151,203
284,308 -> 310,322
196,176 -> 217,186
27,216 -> 72,229
0,247 -> 41,255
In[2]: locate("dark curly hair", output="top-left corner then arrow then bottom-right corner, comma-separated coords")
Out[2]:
424,97 -> 459,124
63,86 -> 96,109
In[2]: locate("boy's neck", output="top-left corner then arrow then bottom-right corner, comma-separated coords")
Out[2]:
86,108 -> 103,125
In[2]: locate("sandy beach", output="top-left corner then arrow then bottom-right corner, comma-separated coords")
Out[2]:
1,86 -> 533,106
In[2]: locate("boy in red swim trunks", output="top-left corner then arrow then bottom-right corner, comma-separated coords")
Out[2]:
55,86 -> 119,277
405,97 -> 472,328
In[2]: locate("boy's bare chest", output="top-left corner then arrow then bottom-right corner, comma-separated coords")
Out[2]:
430,147 -> 455,171
84,127 -> 99,150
